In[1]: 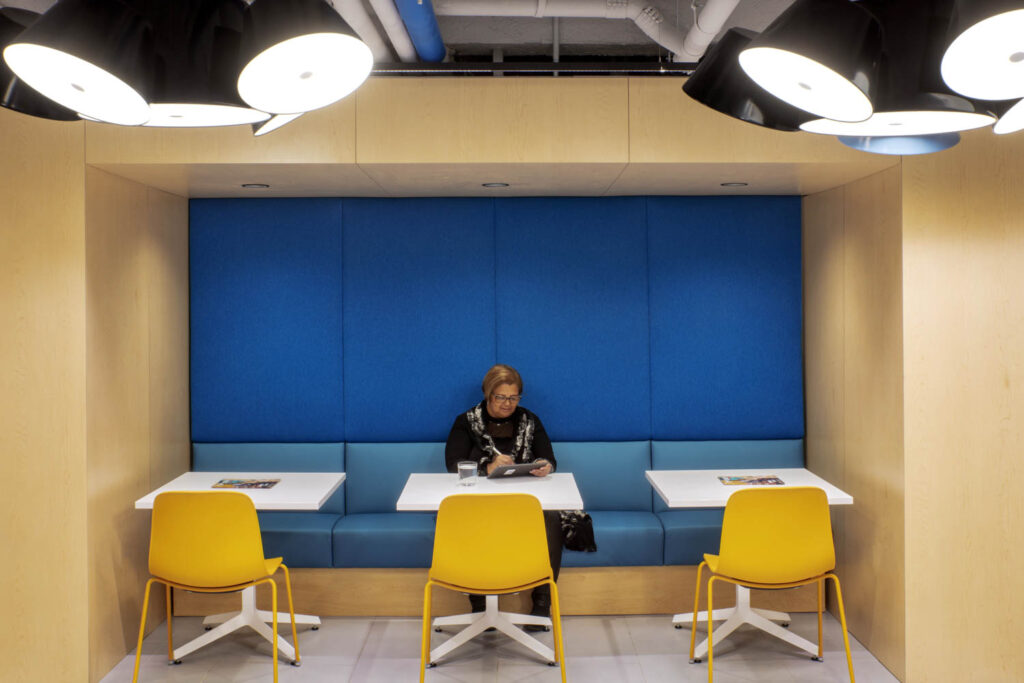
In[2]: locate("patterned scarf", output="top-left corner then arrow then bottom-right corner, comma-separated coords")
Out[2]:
465,402 -> 535,469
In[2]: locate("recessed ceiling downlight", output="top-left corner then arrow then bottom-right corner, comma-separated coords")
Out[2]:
720,182 -> 748,187
241,183 -> 270,189
482,182 -> 509,188
237,32 -> 372,114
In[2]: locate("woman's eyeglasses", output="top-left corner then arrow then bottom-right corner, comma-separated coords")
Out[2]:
492,394 -> 522,404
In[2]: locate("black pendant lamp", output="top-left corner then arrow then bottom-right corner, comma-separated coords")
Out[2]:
252,113 -> 303,136
136,0 -> 268,127
236,0 -> 373,115
0,9 -> 79,121
2,0 -> 155,126
800,1 -> 994,140
942,0 -> 1024,101
739,0 -> 882,123
683,28 -> 812,132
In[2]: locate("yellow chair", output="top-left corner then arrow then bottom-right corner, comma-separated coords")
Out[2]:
690,486 -> 855,683
421,493 -> 566,682
131,491 -> 300,682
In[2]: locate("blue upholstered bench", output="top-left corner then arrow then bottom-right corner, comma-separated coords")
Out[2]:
331,443 -> 447,568
555,442 -> 663,567
652,439 -> 804,564
192,442 -> 345,568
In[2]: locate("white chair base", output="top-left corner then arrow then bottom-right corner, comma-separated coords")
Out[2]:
430,595 -> 554,664
674,585 -> 819,658
172,586 -> 313,662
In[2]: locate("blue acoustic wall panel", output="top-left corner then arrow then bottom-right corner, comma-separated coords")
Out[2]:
647,196 -> 803,439
342,199 -> 496,441
190,198 -> 345,442
494,197 -> 650,441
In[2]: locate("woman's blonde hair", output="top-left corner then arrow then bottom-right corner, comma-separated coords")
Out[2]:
481,364 -> 523,398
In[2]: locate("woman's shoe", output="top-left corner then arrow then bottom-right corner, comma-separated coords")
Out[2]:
523,593 -> 551,633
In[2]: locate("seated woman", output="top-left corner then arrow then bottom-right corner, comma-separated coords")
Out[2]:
444,363 -> 563,630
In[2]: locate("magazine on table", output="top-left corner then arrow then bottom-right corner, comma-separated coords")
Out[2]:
212,478 -> 280,489
717,474 -> 785,486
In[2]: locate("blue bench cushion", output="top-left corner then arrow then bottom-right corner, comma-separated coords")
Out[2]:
333,513 -> 436,568
192,442 -> 346,514
658,508 -> 724,565
344,442 -> 447,514
652,439 -> 803,564
256,511 -> 340,568
553,441 -> 652,511
562,511 -> 663,567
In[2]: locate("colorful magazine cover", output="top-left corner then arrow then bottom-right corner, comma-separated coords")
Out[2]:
212,478 -> 280,489
717,475 -> 785,486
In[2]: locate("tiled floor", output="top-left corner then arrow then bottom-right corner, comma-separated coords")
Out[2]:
106,610 -> 899,682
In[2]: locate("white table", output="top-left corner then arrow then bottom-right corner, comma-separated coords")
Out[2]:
397,472 -> 583,665
644,468 -> 853,660
135,471 -> 345,663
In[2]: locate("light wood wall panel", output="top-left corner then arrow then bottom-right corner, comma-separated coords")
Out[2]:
85,169 -> 190,682
355,78 -> 629,164
0,109 -> 89,681
0,109 -> 89,679
803,167 -> 906,680
901,129 -> 1024,682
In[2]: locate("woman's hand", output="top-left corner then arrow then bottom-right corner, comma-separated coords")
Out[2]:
486,452 -> 515,475
529,459 -> 552,477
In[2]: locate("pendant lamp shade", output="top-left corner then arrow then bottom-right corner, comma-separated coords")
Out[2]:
237,0 -> 373,115
738,0 -> 881,123
0,9 -> 79,121
803,1 -> 994,138
838,132 -> 961,155
252,112 -> 302,136
683,28 -> 811,132
3,0 -> 154,126
139,0 -> 269,127
942,1 -> 1024,100
987,98 -> 1024,134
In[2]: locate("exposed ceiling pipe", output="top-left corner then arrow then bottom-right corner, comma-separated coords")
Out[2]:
367,0 -> 419,62
328,0 -> 394,63
433,0 -> 742,62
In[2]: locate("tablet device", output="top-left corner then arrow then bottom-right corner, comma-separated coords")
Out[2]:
487,461 -> 543,478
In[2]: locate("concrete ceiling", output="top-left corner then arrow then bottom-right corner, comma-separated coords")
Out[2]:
6,0 -> 795,63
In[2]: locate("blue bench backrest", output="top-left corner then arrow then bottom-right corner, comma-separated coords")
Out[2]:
650,439 -> 803,511
344,442 -> 448,514
553,441 -> 652,511
192,442 -> 346,514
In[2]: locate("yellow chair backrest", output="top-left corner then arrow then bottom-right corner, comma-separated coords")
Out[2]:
149,491 -> 272,587
714,486 -> 835,584
430,493 -> 552,592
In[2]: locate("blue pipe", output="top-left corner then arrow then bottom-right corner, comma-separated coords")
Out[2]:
394,0 -> 446,62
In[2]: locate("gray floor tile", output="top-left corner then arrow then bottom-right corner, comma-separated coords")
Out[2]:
105,612 -> 898,683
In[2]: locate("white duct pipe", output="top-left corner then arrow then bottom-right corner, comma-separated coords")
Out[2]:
328,0 -> 394,63
367,0 -> 419,62
434,0 -> 741,62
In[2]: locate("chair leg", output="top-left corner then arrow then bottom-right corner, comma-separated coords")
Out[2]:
270,580 -> 279,683
549,580 -> 567,683
816,578 -> 824,660
280,565 -> 300,664
421,582 -> 433,682
689,561 -> 706,661
165,583 -> 173,662
707,576 -> 716,683
828,574 -> 856,683
132,578 -> 156,683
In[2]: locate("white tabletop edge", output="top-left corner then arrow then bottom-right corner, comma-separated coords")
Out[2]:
644,469 -> 853,507
134,471 -> 346,511
396,472 -> 584,511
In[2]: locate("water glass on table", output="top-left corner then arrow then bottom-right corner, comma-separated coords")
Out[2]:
457,461 -> 478,486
